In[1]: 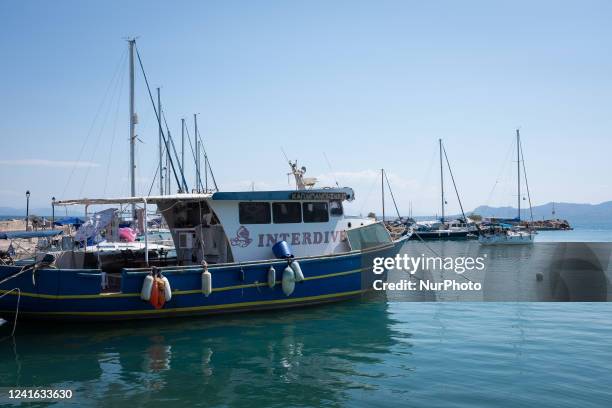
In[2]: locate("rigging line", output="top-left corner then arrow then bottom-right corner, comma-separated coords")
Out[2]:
103,55 -> 127,195
147,163 -> 159,196
195,127 -> 219,191
519,139 -> 534,224
79,51 -> 127,196
61,48 -> 127,198
183,124 -> 204,192
358,174 -> 378,216
323,152 -> 340,187
484,138 -> 515,209
134,45 -> 183,191
383,170 -> 402,219
442,143 -> 467,221
418,146 -> 437,193
161,110 -> 189,192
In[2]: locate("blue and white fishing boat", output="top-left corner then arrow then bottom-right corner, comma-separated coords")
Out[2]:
0,185 -> 406,321
0,39 -> 408,322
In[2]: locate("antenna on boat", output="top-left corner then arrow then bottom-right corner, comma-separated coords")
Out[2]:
281,148 -> 316,190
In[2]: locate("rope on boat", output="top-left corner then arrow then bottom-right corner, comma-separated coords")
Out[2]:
519,140 -> 535,225
135,44 -> 186,192
0,263 -> 36,287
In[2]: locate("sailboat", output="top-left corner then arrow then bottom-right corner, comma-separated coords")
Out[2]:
410,139 -> 474,240
479,129 -> 535,245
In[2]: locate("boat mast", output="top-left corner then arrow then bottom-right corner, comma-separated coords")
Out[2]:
381,169 -> 385,222
128,38 -> 137,218
181,118 -> 185,178
195,114 -> 200,192
157,87 -> 163,195
439,139 -> 444,222
205,150 -> 209,193
516,129 -> 521,221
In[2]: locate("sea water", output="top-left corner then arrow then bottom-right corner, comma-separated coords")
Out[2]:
0,228 -> 611,407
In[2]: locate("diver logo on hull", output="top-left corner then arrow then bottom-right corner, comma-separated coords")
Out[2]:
230,226 -> 253,247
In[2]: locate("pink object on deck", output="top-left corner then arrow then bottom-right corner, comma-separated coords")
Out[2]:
119,227 -> 136,242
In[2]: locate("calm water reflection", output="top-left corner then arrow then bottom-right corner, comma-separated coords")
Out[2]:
2,238 -> 612,407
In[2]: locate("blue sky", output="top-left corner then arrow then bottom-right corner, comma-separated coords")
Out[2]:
1,0 -> 611,216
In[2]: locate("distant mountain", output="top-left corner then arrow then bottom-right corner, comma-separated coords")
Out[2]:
470,201 -> 612,223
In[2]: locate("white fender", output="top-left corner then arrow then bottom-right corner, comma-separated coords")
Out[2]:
290,261 -> 304,282
282,266 -> 295,296
268,266 -> 276,288
141,274 -> 154,301
202,270 -> 212,297
161,276 -> 172,301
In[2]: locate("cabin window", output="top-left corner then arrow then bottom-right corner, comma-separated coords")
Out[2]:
239,202 -> 271,224
329,200 -> 343,216
303,202 -> 329,223
273,202 -> 302,223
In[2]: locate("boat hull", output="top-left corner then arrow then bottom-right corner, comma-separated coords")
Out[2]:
0,239 -> 405,321
478,234 -> 534,245
409,230 -> 473,240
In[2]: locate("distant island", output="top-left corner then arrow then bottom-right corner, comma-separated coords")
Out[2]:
404,201 -> 612,228
469,201 -> 612,223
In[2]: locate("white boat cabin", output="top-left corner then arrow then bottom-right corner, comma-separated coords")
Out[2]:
56,187 -> 384,267
157,187 -> 376,264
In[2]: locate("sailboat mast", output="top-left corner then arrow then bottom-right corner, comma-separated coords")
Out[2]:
516,129 -> 521,221
157,87 -> 163,196
181,118 -> 185,176
194,114 -> 200,192
128,38 -> 136,217
439,139 -> 444,222
381,169 -> 385,222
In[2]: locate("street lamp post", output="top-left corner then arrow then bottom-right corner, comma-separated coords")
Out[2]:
52,196 -> 56,228
25,190 -> 31,230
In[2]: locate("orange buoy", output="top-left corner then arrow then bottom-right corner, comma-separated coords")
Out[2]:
149,276 -> 166,309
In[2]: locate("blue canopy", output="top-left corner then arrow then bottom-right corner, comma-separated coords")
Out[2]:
53,217 -> 84,226
0,230 -> 63,240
